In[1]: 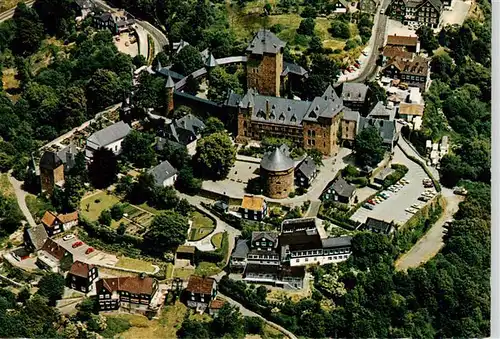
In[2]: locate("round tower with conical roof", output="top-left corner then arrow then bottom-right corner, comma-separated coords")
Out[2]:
164,75 -> 175,116
260,146 -> 295,199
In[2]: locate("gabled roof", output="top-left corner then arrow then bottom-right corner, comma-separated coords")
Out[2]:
261,147 -> 295,172
241,195 -> 266,211
384,56 -> 429,76
231,239 -> 250,259
399,102 -> 424,116
40,238 -> 70,261
186,276 -> 216,295
341,83 -> 369,103
205,53 -> 218,68
251,231 -> 278,243
415,0 -> 443,11
358,117 -> 397,144
40,151 -> 63,170
165,75 -> 175,88
167,114 -> 206,145
246,29 -> 286,55
296,156 -> 317,180
41,211 -> 78,227
386,35 -> 419,47
69,261 -> 95,278
209,298 -> 225,309
364,217 -> 394,234
382,46 -> 414,60
281,62 -> 308,77
367,101 -> 396,121
87,121 -> 132,148
75,0 -> 94,9
97,276 -> 156,295
41,211 -> 57,227
25,225 -> 48,251
58,211 -> 79,224
331,177 -> 356,198
304,85 -> 344,121
148,160 -> 177,186
342,108 -> 360,122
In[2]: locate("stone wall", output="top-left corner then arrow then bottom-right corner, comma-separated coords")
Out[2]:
247,52 -> 283,97
40,165 -> 65,194
262,167 -> 294,199
341,119 -> 357,142
303,116 -> 341,156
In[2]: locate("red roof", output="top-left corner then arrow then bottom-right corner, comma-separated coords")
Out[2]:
41,210 -> 78,227
209,298 -> 225,309
387,35 -> 419,47
97,276 -> 156,295
186,275 -> 216,295
40,238 -> 70,261
41,211 -> 57,228
69,260 -> 94,278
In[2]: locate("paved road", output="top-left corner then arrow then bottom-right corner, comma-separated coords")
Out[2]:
395,188 -> 464,270
218,292 -> 297,339
0,0 -> 35,22
306,200 -> 321,218
8,172 -> 36,227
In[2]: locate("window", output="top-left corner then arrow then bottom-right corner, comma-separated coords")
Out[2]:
99,295 -> 103,299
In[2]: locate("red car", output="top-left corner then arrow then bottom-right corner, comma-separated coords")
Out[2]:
72,241 -> 83,248
367,199 -> 376,205
85,247 -> 94,255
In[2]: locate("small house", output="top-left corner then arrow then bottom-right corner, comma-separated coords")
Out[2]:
363,217 -> 395,235
148,160 -> 178,187
323,177 -> 356,204
185,276 -> 217,312
208,298 -> 226,316
386,35 -> 420,53
295,156 -> 318,188
162,114 -> 206,156
229,239 -> 250,272
175,245 -> 196,266
36,239 -> 73,273
85,121 -> 132,160
41,211 -> 78,237
240,195 -> 268,221
67,261 -> 99,293
24,225 -> 48,252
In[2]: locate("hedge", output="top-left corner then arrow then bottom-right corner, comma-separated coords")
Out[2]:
397,141 -> 442,192
382,164 -> 409,188
195,231 -> 229,267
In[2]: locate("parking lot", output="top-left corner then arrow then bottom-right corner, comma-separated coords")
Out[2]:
54,236 -> 100,262
350,145 -> 431,225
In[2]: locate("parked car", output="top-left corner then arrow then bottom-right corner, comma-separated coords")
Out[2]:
367,199 -> 376,205
72,241 -> 83,248
363,203 -> 374,210
418,196 -> 430,202
354,63 -> 360,68
453,187 -> 468,195
63,234 -> 75,241
85,247 -> 95,255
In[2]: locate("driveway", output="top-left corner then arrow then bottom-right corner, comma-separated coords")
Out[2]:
8,173 -> 36,227
395,188 -> 464,270
442,0 -> 472,26
350,145 -> 430,225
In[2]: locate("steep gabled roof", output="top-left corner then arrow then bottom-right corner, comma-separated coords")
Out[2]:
41,211 -> 57,228
386,35 -> 419,47
341,83 -> 369,103
251,231 -> 278,244
97,276 -> 156,295
40,151 -> 63,170
87,121 -> 132,148
148,160 -> 177,186
304,85 -> 344,121
246,29 -> 286,55
186,276 -> 216,295
69,261 -> 95,278
25,225 -> 48,251
331,177 -> 356,198
296,156 -> 317,180
40,238 -> 70,261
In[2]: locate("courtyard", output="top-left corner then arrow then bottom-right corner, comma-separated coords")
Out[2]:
114,32 -> 139,58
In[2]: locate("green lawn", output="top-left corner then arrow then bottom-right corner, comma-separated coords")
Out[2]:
173,267 -> 196,279
115,257 -> 155,273
211,233 -> 223,249
189,211 -> 215,241
80,191 -> 120,221
0,173 -> 15,199
195,262 -> 222,277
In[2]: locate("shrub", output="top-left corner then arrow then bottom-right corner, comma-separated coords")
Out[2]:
342,164 -> 360,177
110,204 -> 124,220
98,210 -> 112,226
270,24 -> 284,33
288,191 -> 296,198
344,39 -> 359,51
330,20 -> 350,39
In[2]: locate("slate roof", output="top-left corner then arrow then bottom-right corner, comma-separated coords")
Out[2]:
165,75 -> 175,88
87,121 -> 132,148
245,263 -> 279,275
241,195 -> 266,211
304,85 -> 344,122
342,108 -> 360,122
321,236 -> 352,248
281,62 -> 308,77
97,276 -> 156,295
225,91 -> 242,107
25,225 -> 48,251
416,0 -> 443,11
296,156 -> 317,180
40,238 -> 70,261
367,101 -> 396,121
166,114 -> 206,145
364,217 -> 394,234
205,53 -> 218,68
246,29 -> 286,55
69,261 -> 95,278
157,67 -> 184,80
56,143 -> 78,168
358,117 -> 397,144
174,40 -> 190,54
75,0 -> 93,9
261,147 -> 295,172
148,160 -> 177,186
232,239 -> 250,259
331,177 -> 356,198
186,276 -> 216,295
341,83 -> 369,103
279,230 -> 323,251
251,231 -> 278,244
40,151 -> 63,170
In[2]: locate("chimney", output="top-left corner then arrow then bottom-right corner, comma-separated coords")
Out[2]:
266,100 -> 270,119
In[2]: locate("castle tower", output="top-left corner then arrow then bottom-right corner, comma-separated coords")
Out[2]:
246,29 -> 286,97
260,147 -> 294,199
164,75 -> 175,116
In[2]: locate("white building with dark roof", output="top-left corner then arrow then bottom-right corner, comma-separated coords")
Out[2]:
85,121 -> 132,160
148,160 -> 178,187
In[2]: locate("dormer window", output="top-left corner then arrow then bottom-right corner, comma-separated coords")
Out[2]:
287,106 -> 291,111
309,111 -> 317,118
257,110 -> 266,118
290,115 -> 297,122
279,113 -> 285,121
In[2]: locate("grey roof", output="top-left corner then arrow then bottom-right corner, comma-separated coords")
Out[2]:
205,53 -> 218,68
175,40 -> 190,54
25,225 -> 48,251
157,67 -> 184,80
321,235 -> 352,248
296,156 -> 317,179
281,62 -> 308,77
225,91 -> 242,107
200,48 -> 210,61
261,147 -> 295,172
40,151 -> 63,170
148,160 -> 177,186
358,117 -> 397,144
246,29 -> 286,55
364,217 -> 394,234
341,83 -> 369,103
56,143 -> 78,168
342,108 -> 360,122
166,114 -> 205,145
367,101 -> 396,121
75,0 -> 93,9
251,231 -> 279,244
97,12 -> 112,21
87,121 -> 132,148
165,75 -> 175,88
304,85 -> 344,121
331,177 -> 356,198
232,239 -> 250,259
419,0 -> 443,10
239,89 -> 311,126
281,217 -> 317,233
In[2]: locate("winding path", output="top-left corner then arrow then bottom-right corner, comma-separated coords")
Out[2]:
8,172 -> 36,227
